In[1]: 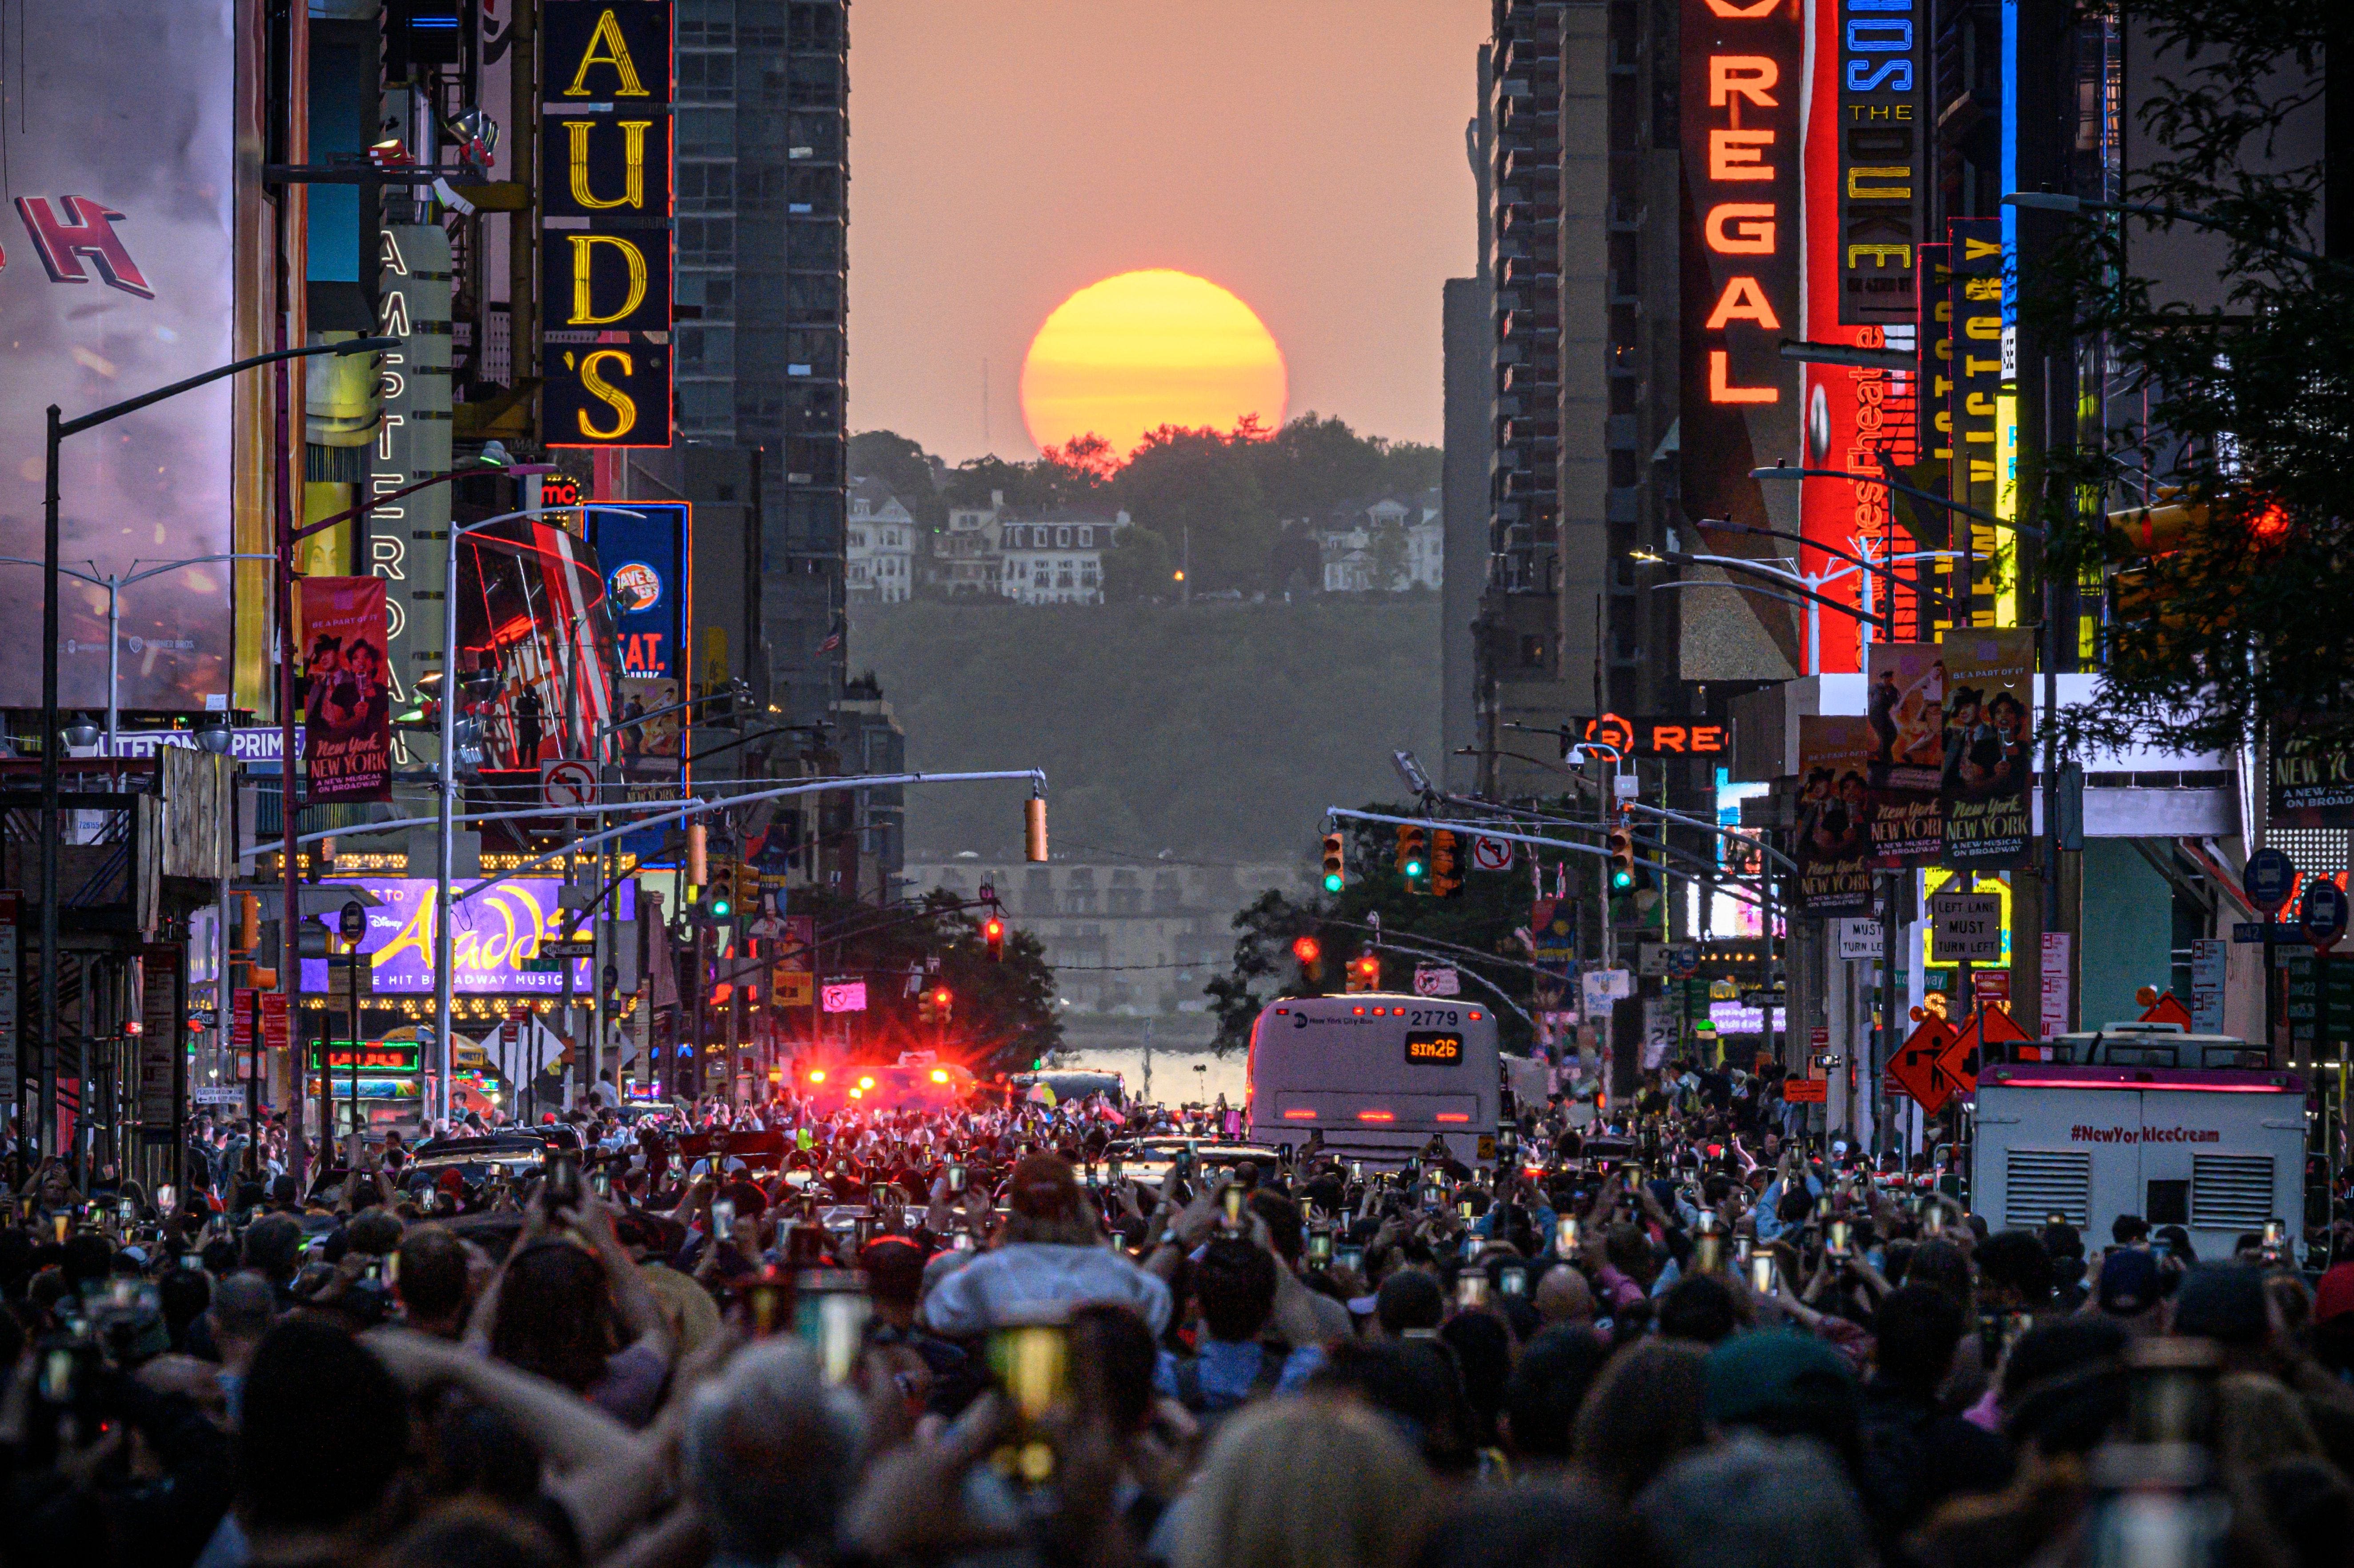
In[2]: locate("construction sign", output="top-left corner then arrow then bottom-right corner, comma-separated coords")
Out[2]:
1887,1014 -> 1965,1114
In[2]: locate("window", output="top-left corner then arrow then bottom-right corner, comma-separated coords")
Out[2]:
1521,634 -> 1548,668
677,217 -> 735,265
677,52 -> 735,102
676,107 -> 736,158
1056,526 -> 1070,547
675,324 -> 734,375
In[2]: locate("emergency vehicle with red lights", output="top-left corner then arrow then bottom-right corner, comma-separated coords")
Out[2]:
1246,993 -> 1501,1166
793,1051 -> 978,1112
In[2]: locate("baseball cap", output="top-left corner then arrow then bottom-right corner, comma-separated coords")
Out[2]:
2097,1248 -> 2161,1315
1705,1329 -> 1856,1431
1007,1153 -> 1081,1220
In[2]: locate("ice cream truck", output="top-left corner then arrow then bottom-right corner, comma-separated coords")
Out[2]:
1969,1023 -> 2309,1260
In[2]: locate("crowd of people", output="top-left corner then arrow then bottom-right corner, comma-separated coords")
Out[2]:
4,1085 -> 2351,1568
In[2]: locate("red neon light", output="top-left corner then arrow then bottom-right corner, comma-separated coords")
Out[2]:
1355,1110 -> 1396,1123
1434,1113 -> 1470,1123
1281,1108 -> 1318,1119
1997,1078 -> 2289,1094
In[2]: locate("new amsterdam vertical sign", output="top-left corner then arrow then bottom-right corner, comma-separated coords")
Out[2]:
542,0 -> 674,448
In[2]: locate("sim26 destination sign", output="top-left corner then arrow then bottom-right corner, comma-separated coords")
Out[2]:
1405,1032 -> 1465,1065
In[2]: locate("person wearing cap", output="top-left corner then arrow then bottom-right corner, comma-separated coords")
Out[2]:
920,1153 -> 1171,1337
2093,1248 -> 2165,1335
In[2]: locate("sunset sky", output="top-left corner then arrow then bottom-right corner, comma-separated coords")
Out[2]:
846,0 -> 1490,465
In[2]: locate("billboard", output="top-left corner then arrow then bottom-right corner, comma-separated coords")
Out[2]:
1938,626 -> 2034,867
587,502 -> 690,681
1864,642 -> 1944,864
543,0 -> 675,449
297,577 -> 393,801
1948,218 -> 2007,624
1832,0 -> 1925,324
1680,0 -> 1805,549
298,876 -> 638,997
0,3 -> 239,710
1795,716 -> 1876,913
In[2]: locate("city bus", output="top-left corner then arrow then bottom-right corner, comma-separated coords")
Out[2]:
1245,993 -> 1502,1167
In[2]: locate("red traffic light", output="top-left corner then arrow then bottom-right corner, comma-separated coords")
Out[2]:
933,987 -> 952,1007
984,915 -> 1005,960
1292,935 -> 1322,965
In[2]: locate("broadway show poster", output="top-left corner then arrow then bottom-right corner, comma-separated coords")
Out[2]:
298,577 -> 391,802
1865,642 -> 1945,864
1796,717 -> 1876,913
1939,627 -> 2034,866
2270,722 -> 2354,829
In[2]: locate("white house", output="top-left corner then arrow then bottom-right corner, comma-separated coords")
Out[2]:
846,477 -> 917,604
1315,493 -> 1444,593
999,507 -> 1129,604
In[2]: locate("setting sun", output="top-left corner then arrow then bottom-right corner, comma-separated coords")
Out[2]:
1019,270 -> 1288,460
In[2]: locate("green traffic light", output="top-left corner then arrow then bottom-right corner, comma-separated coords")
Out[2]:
1610,869 -> 1633,891
1404,859 -> 1424,878
1323,872 -> 1344,893
711,898 -> 733,918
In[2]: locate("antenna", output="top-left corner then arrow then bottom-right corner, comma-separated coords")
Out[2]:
982,357 -> 991,452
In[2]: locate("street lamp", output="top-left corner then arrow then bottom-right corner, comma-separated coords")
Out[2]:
36,333 -> 396,1166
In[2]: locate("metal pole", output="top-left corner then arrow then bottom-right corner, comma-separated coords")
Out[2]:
39,405 -> 61,1164
276,335 -> 306,1194
437,528 -> 459,1130
105,577 -> 120,754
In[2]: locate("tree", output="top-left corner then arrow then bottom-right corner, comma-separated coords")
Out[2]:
2032,0 -> 2352,755
1367,517 -> 1409,590
1112,426 -> 1279,594
1100,524 -> 1175,603
847,430 -> 947,530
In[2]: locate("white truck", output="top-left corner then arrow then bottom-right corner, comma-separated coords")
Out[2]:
1969,1024 -> 2309,1260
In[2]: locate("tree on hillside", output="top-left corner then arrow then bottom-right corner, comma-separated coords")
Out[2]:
847,431 -> 947,529
1101,525 -> 1175,603
944,445 -> 1111,516
1112,426 -> 1279,593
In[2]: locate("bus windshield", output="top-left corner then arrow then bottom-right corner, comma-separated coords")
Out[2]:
1245,994 -> 1500,1166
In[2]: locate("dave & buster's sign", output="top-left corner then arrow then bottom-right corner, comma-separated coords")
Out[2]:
543,1 -> 674,449
1558,713 -> 1730,758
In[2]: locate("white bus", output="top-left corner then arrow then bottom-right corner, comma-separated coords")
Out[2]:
1245,992 -> 1503,1167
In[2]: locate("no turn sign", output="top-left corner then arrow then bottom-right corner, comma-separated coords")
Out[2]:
541,758 -> 598,810
1470,835 -> 1513,872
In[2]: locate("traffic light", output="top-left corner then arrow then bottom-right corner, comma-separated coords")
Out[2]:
1321,832 -> 1346,894
686,822 -> 709,888
1607,814 -> 1636,893
984,914 -> 1005,961
1345,952 -> 1381,994
932,986 -> 954,1025
918,990 -> 935,1025
1430,830 -> 1463,898
707,861 -> 735,922
732,860 -> 761,914
1395,824 -> 1428,888
1291,934 -> 1323,982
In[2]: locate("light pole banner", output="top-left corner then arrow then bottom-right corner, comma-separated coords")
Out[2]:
0,2 -> 238,710
297,577 -> 393,801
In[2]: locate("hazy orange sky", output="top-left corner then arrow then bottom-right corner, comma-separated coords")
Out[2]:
846,0 -> 1490,466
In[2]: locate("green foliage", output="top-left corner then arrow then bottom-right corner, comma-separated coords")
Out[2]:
1100,525 -> 1175,604
2027,0 -> 2354,754
789,885 -> 1061,1076
847,599 -> 1442,863
846,431 -> 946,531
1205,809 -> 1542,1055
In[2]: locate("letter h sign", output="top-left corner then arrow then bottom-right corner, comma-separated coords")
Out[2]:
13,196 -> 153,298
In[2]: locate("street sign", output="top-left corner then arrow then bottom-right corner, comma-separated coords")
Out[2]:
820,978 -> 867,1014
1834,918 -> 1884,961
1471,835 -> 1513,872
1666,942 -> 1701,979
1784,1078 -> 1827,1103
339,900 -> 366,943
1412,965 -> 1460,997
1638,943 -> 1667,977
2244,847 -> 2298,915
539,940 -> 596,959
2234,921 -> 2303,944
1887,1015 -> 1963,1113
2302,879 -> 2350,950
1928,892 -> 2003,963
540,758 -> 599,810
1970,970 -> 2011,1002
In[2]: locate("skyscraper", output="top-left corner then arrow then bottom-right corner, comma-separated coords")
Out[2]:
672,0 -> 848,730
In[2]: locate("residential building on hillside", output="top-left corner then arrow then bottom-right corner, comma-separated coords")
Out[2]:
926,491 -> 1132,604
903,857 -> 1307,1047
1314,492 -> 1444,592
847,477 -> 915,603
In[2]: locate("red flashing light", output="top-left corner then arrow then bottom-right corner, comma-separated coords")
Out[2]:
1282,1108 -> 1318,1119
1470,1010 -> 1484,1021
1355,1110 -> 1396,1123
1352,1006 -> 1366,1016
1434,1113 -> 1470,1123
808,1070 -> 826,1083
1291,936 -> 1322,965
